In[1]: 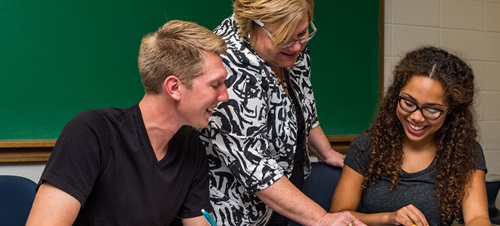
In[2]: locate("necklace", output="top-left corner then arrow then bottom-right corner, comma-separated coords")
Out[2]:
277,68 -> 288,90
279,77 -> 288,90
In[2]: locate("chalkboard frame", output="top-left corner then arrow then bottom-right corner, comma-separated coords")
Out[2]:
0,0 -> 384,162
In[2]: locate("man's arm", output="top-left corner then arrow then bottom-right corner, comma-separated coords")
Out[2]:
26,182 -> 80,226
182,216 -> 211,226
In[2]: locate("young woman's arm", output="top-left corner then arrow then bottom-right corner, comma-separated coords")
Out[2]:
330,166 -> 429,226
461,170 -> 491,226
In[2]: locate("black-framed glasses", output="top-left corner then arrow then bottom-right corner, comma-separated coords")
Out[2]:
397,96 -> 447,120
253,19 -> 317,48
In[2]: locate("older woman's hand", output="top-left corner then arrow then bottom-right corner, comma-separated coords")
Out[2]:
308,126 -> 345,168
318,211 -> 367,226
321,149 -> 345,168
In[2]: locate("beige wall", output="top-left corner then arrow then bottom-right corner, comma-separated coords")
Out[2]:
384,0 -> 500,174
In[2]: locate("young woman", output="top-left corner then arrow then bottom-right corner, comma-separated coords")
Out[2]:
330,46 -> 490,226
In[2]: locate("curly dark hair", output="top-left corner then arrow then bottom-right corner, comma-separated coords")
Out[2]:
362,46 -> 478,225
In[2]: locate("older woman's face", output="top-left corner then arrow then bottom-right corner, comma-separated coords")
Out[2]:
250,16 -> 309,71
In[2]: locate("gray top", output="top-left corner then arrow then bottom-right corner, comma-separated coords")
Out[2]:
345,134 -> 487,226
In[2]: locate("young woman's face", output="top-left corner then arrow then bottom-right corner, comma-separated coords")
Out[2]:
396,75 -> 448,145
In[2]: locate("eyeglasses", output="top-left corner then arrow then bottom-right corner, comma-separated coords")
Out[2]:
397,96 -> 447,120
253,19 -> 317,48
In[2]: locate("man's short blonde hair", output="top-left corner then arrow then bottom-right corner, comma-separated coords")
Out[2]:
233,0 -> 314,46
138,20 -> 227,93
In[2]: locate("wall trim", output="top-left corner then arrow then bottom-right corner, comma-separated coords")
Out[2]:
327,135 -> 355,153
0,140 -> 54,162
0,136 -> 356,163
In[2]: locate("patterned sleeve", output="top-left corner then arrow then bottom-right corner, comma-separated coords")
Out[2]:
310,90 -> 319,129
206,52 -> 284,194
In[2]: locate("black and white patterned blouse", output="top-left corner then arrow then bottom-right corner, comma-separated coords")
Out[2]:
200,16 -> 319,226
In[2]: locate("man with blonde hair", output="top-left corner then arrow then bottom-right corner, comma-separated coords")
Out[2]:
27,20 -> 228,225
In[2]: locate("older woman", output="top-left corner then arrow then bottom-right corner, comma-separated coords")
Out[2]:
200,0 -> 363,225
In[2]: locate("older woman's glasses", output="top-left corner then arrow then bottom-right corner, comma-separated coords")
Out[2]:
253,19 -> 317,48
397,96 -> 447,120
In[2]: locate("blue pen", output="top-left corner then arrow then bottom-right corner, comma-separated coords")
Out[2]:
201,209 -> 217,226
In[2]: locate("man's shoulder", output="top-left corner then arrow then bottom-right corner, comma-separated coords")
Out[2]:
62,107 -> 136,139
73,106 -> 131,119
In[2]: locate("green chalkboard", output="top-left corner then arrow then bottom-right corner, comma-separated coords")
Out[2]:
0,0 -> 379,141
310,1 -> 380,135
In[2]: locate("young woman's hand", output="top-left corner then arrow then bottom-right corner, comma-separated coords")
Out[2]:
389,204 -> 429,226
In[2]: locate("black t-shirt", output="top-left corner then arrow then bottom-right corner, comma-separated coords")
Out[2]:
40,105 -> 213,225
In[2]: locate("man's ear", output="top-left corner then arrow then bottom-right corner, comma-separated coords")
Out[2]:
163,75 -> 181,101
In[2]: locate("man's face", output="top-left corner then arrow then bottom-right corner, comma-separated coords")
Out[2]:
178,52 -> 228,128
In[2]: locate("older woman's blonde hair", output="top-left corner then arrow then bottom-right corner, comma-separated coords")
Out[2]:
233,0 -> 314,46
138,20 -> 227,93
